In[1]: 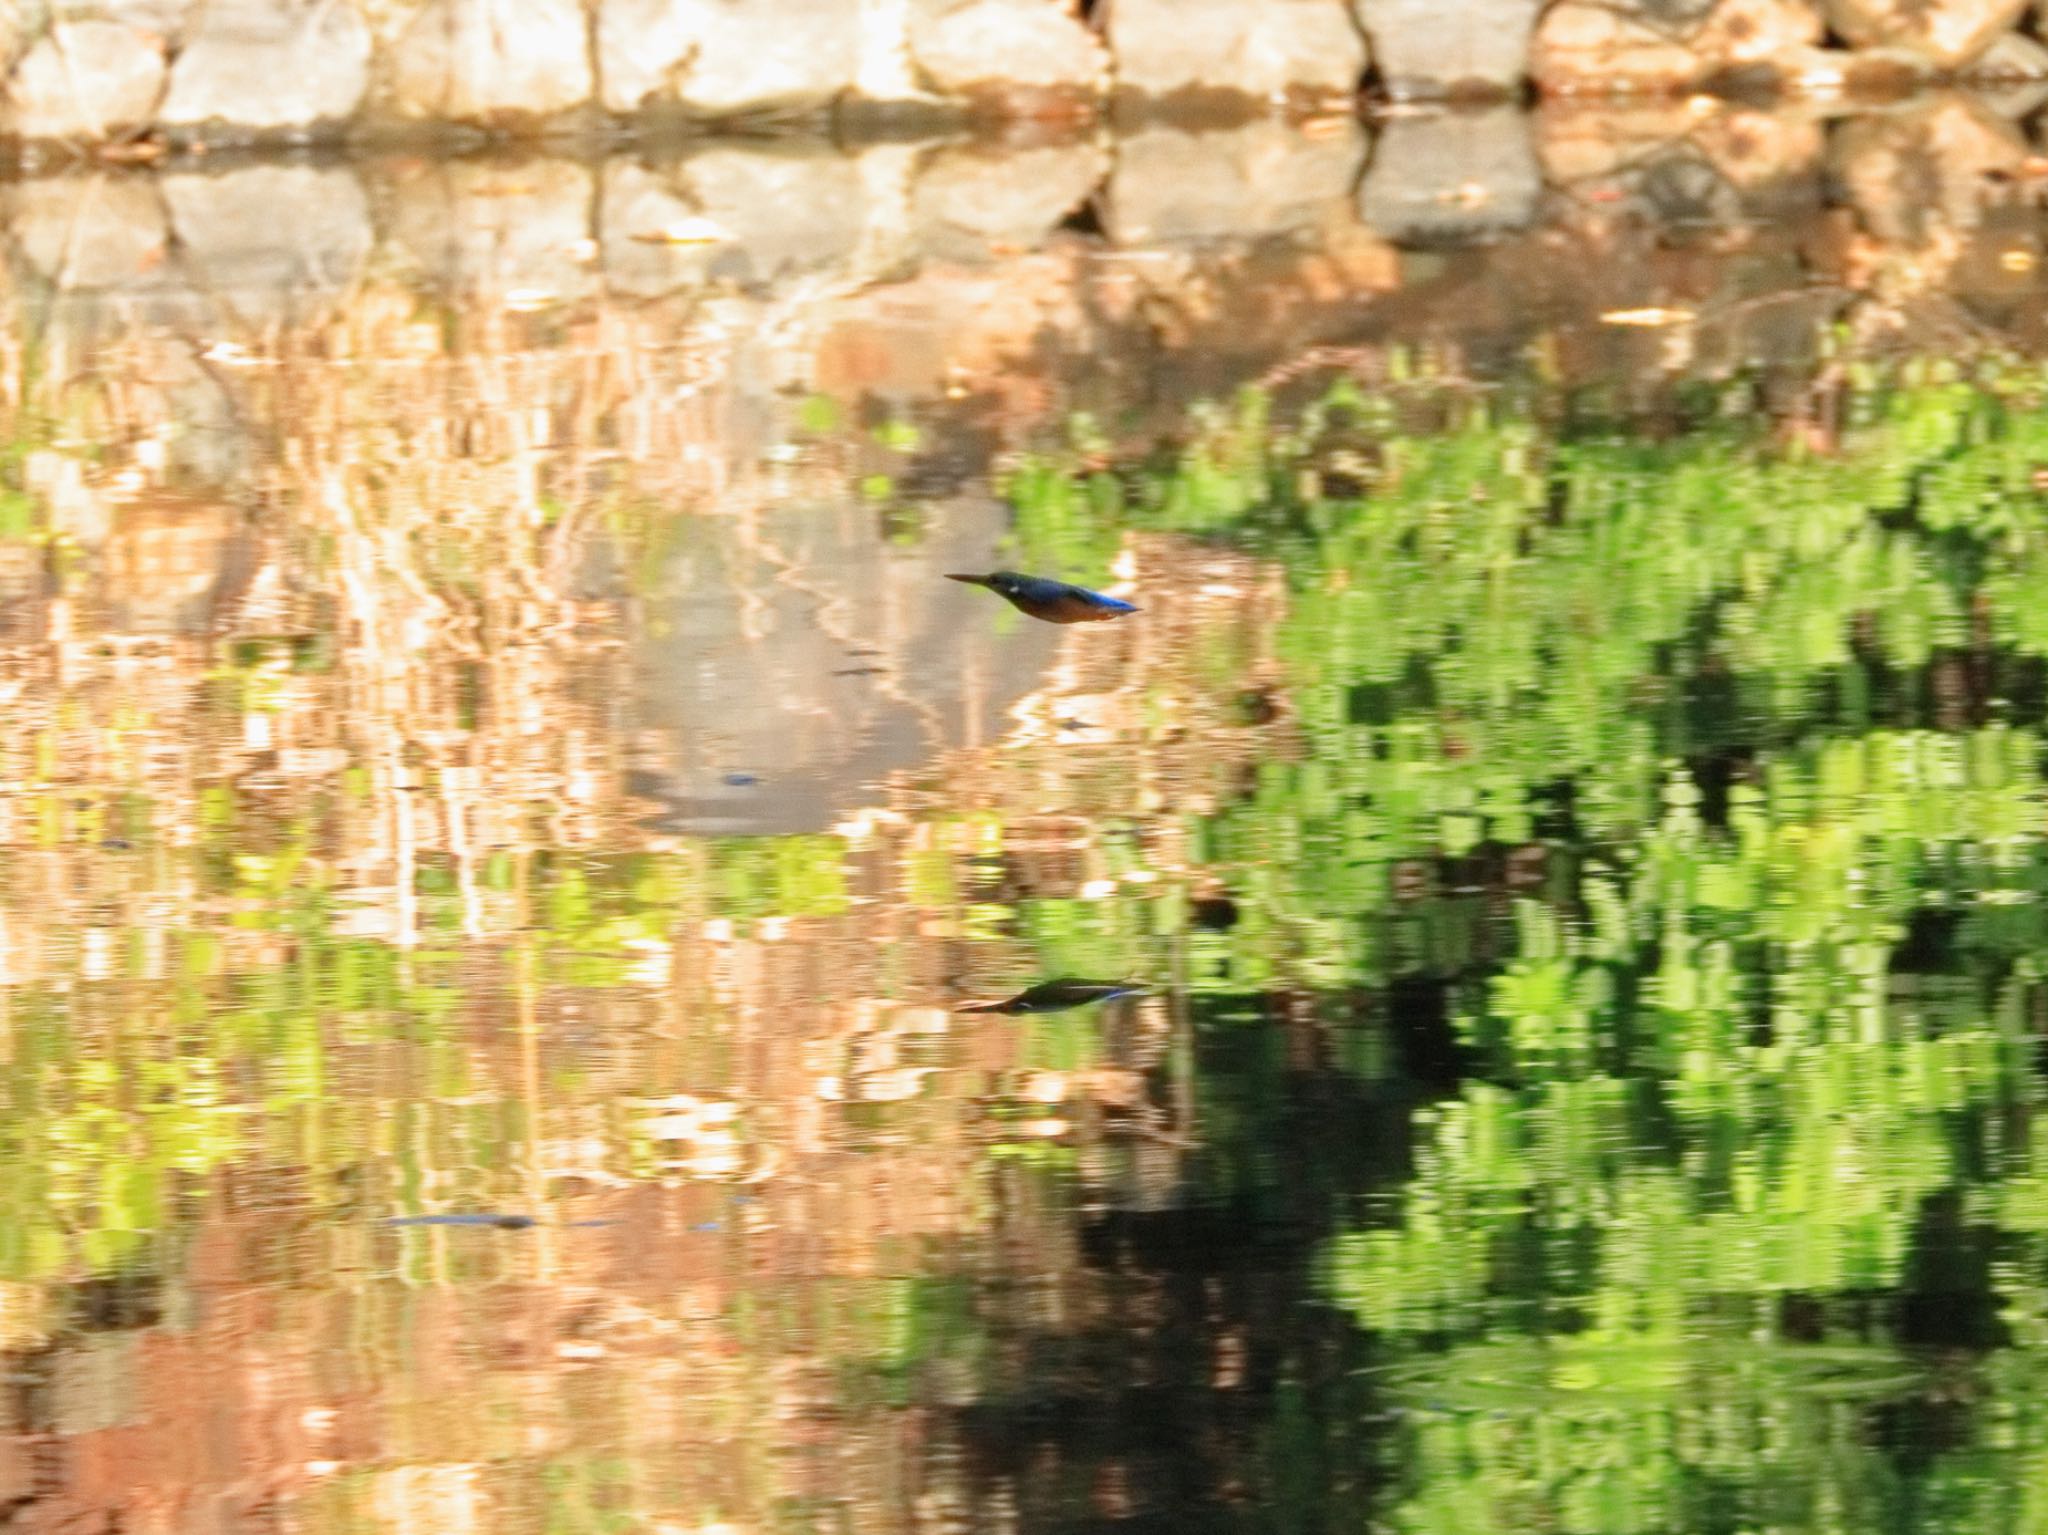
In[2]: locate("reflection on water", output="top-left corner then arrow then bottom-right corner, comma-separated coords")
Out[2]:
9,100 -> 2048,1532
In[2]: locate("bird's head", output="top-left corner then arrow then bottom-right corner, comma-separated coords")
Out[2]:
947,571 -> 1028,596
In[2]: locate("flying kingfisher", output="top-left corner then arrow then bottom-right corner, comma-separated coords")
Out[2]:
946,571 -> 1139,625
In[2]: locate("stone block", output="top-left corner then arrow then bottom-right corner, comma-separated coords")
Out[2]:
1358,109 -> 1539,243
1540,105 -> 1823,224
6,20 -> 165,140
598,0 -> 861,118
161,165 -> 371,326
912,140 -> 1109,259
1104,120 -> 1366,245
160,0 -> 371,133
1531,0 -> 1822,93
1827,0 -> 2024,69
1832,93 -> 2026,246
599,161 -> 723,298
678,143 -> 874,285
72,1 -> 193,29
5,173 -> 166,289
1354,0 -> 1540,97
1973,30 -> 2048,78
388,0 -> 590,124
909,0 -> 1108,102
1106,0 -> 1366,106
596,0 -> 697,113
390,158 -> 597,307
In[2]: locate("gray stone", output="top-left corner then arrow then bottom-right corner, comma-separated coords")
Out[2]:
598,0 -> 860,119
1354,0 -> 1539,97
389,0 -> 590,123
5,172 -> 166,289
1359,109 -> 1540,244
1106,0 -> 1366,104
7,20 -> 165,140
1104,120 -> 1367,246
161,165 -> 371,325
160,0 -> 370,132
912,140 -> 1109,259
908,0 -> 1107,98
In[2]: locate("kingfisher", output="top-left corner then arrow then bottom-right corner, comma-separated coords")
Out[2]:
958,979 -> 1144,1015
946,571 -> 1139,624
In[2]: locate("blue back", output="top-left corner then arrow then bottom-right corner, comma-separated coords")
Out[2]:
1009,575 -> 1137,614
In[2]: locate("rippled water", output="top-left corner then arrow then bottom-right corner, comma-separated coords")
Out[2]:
7,103 -> 2048,1532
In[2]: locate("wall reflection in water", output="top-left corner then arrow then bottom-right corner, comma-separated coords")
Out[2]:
4,96 -> 2048,1533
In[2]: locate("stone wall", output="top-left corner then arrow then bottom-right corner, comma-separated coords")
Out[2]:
6,0 -> 2048,155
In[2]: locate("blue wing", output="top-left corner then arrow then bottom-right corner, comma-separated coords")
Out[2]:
1082,590 -> 1139,613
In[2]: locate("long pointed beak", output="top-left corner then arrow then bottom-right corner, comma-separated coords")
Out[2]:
945,573 -> 991,587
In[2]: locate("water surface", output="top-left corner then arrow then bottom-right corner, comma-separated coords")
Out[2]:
3,105 -> 2048,1533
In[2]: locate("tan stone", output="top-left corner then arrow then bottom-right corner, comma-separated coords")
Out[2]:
598,0 -> 862,118
7,20 -> 165,140
4,172 -> 166,288
912,139 -> 1110,258
1540,104 -> 1822,225
1107,0 -> 1366,104
389,158 -> 598,305
1537,103 -> 1700,185
1689,106 -> 1825,190
388,0 -> 590,123
85,0 -> 193,29
1542,104 -> 1823,184
595,0 -> 696,113
1359,108 -> 1540,242
909,0 -> 1108,99
679,143 -> 874,283
1354,0 -> 1539,96
1969,28 -> 2048,78
1833,93 -> 2025,244
160,0 -> 371,131
162,165 -> 372,325
1105,120 -> 1366,245
1531,0 -> 1822,93
598,162 -> 717,298
1826,0 -> 2024,69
